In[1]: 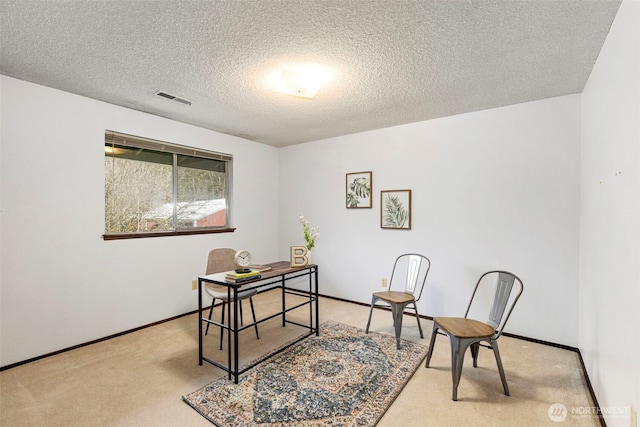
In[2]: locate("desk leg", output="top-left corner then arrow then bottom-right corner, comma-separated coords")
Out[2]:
226,286 -> 232,381
281,276 -> 286,327
308,267 -> 313,333
233,286 -> 239,384
314,266 -> 319,336
198,278 -> 203,365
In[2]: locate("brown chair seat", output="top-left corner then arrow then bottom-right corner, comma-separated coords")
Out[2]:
372,291 -> 416,305
433,317 -> 495,339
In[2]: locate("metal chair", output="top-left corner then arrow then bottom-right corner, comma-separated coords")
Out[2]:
424,270 -> 524,401
365,253 -> 431,349
204,248 -> 259,349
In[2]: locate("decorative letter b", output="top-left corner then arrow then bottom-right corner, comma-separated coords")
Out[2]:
290,246 -> 309,267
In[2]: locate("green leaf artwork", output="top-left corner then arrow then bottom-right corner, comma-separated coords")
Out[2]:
381,190 -> 411,229
346,172 -> 372,208
383,194 -> 408,227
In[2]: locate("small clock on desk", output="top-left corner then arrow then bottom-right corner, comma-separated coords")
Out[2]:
234,249 -> 252,272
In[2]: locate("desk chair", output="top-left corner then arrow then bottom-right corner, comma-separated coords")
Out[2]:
424,270 -> 523,401
204,248 -> 259,349
365,253 -> 431,349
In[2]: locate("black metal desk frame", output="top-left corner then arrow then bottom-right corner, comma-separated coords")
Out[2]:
198,261 -> 319,384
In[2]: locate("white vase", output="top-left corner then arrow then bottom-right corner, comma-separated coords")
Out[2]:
306,250 -> 312,265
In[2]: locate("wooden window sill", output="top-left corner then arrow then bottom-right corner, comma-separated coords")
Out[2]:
102,228 -> 236,240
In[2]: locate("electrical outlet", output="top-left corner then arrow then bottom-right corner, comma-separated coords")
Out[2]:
192,279 -> 198,290
381,278 -> 388,288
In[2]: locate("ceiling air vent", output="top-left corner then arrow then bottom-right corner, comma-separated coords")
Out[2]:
154,90 -> 192,106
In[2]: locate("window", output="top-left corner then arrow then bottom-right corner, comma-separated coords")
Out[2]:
104,130 -> 233,239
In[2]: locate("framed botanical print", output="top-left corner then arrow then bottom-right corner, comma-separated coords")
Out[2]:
346,171 -> 372,208
380,190 -> 411,229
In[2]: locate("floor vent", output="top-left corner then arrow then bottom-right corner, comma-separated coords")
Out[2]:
154,90 -> 192,106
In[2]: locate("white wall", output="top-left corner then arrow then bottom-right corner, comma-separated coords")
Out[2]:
580,1 -> 640,425
279,94 -> 581,346
0,76 -> 280,366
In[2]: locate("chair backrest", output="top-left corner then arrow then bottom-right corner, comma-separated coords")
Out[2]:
464,270 -> 523,339
389,253 -> 431,301
206,248 -> 237,275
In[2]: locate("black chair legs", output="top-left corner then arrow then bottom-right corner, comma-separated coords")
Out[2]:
206,298 -> 260,349
205,298 -> 216,336
249,298 -> 260,340
217,299 -> 260,350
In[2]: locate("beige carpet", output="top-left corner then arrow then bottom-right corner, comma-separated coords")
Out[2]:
0,291 -> 598,426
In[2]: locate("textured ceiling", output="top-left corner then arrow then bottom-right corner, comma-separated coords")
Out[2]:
0,0 -> 621,147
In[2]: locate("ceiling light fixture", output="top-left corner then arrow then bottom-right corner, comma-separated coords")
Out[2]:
270,65 -> 331,99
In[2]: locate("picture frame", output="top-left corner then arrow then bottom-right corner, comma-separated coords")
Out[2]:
346,171 -> 372,208
380,190 -> 411,229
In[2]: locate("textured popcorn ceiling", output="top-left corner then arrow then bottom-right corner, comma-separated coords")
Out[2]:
0,0 -> 621,147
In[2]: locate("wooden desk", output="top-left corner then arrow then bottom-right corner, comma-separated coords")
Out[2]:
198,261 -> 319,383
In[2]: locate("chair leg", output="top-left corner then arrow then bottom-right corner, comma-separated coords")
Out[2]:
205,298 -> 215,336
217,299 -> 260,350
424,322 -> 439,368
390,303 -> 406,350
470,342 -> 480,368
450,337 -> 464,401
219,302 -> 226,350
411,304 -> 424,339
365,296 -> 378,334
449,336 -> 474,401
491,340 -> 510,396
249,297 -> 259,340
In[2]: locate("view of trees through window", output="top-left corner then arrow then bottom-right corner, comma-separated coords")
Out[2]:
105,139 -> 229,235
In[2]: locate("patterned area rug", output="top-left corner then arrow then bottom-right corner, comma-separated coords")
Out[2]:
183,321 -> 428,426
